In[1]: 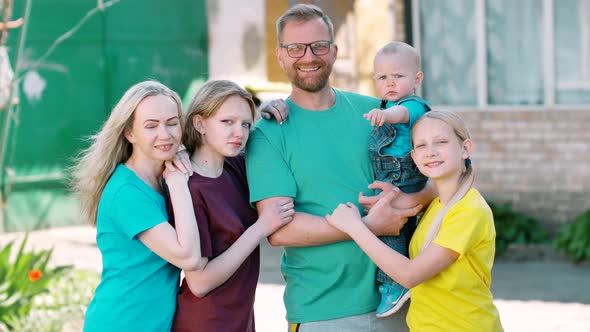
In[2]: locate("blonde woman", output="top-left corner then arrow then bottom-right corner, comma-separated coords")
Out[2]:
72,81 -> 204,331
171,80 -> 294,332
326,110 -> 503,331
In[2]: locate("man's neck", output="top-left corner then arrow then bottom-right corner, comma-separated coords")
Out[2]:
289,85 -> 336,111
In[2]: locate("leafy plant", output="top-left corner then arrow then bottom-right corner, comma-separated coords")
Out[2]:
5,270 -> 100,332
0,234 -> 72,330
489,202 -> 548,256
554,209 -> 590,263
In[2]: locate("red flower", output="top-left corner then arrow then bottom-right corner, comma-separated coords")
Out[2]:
28,269 -> 43,282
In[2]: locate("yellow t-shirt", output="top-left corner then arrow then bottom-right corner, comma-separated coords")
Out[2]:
408,188 -> 503,331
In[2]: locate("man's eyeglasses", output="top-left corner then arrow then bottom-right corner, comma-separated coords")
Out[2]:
279,41 -> 333,58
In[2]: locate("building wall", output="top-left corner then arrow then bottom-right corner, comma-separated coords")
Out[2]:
459,109 -> 590,234
207,0 -> 268,85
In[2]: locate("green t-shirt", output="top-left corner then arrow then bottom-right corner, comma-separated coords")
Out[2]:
246,89 -> 381,323
84,164 -> 180,332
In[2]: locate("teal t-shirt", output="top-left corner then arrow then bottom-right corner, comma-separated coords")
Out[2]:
381,98 -> 429,157
84,164 -> 180,332
246,89 -> 380,323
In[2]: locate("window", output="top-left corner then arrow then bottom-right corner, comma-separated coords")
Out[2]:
412,0 -> 590,107
555,0 -> 590,104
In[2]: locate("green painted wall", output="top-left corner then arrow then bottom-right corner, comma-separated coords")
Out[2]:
2,0 -> 208,231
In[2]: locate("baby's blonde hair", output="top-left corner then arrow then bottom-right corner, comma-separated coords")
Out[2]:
375,41 -> 421,71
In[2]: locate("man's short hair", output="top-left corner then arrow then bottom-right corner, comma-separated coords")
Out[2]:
276,4 -> 334,44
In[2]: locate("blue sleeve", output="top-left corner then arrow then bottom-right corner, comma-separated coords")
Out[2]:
111,185 -> 168,239
400,100 -> 429,128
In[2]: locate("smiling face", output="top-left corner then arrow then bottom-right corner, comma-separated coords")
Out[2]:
194,95 -> 254,159
411,117 -> 472,182
373,52 -> 423,102
276,18 -> 337,93
124,95 -> 181,162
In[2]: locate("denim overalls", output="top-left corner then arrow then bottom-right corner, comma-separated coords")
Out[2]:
367,95 -> 430,284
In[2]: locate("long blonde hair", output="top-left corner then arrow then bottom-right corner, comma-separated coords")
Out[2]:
183,80 -> 255,155
70,80 -> 183,225
412,110 -> 475,252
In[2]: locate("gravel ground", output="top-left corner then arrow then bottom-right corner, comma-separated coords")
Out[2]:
2,226 -> 590,332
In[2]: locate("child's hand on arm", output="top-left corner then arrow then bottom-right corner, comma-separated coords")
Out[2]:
325,203 -> 364,235
254,198 -> 295,238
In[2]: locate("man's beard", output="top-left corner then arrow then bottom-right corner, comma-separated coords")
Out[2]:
286,61 -> 333,93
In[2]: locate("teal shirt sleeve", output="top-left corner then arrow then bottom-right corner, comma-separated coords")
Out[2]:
245,125 -> 297,204
400,99 -> 429,128
111,184 -> 168,239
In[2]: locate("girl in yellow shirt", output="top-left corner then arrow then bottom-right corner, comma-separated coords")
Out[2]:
326,110 -> 503,331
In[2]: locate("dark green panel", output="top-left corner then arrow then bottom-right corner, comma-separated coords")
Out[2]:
104,0 -> 208,107
104,0 -> 206,41
2,0 -> 208,231
12,44 -> 106,167
105,43 -> 208,107
11,0 -> 103,43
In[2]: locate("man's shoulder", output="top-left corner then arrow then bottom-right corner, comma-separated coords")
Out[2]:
336,89 -> 380,103
334,89 -> 381,112
252,116 -> 282,135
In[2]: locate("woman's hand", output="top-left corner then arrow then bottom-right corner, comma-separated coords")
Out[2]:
325,203 -> 363,235
172,145 -> 193,175
163,160 -> 189,186
256,198 -> 294,237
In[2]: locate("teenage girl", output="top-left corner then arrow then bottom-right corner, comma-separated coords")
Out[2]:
325,110 -> 503,331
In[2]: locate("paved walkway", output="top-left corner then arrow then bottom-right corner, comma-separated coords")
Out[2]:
2,226 -> 590,332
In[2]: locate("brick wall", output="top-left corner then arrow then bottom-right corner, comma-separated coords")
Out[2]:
457,109 -> 590,234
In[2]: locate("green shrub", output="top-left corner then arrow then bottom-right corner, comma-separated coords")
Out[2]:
489,202 -> 548,256
6,270 -> 100,332
0,234 -> 72,330
554,209 -> 590,263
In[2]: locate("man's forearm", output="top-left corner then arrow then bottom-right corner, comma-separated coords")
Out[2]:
412,179 -> 437,207
267,211 -> 351,247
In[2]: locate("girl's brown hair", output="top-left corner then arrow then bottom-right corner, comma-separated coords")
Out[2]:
182,80 -> 256,154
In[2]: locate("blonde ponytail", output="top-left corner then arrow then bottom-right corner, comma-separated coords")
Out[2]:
420,162 -> 474,253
